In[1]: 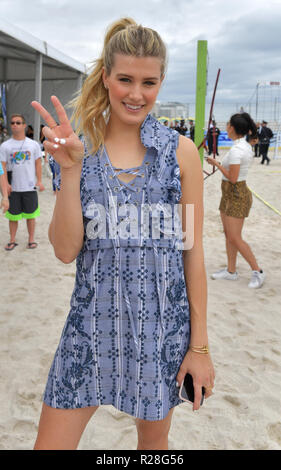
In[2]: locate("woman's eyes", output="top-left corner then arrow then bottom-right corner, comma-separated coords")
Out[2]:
119,78 -> 156,86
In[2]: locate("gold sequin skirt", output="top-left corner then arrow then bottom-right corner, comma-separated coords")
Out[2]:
219,180 -> 252,218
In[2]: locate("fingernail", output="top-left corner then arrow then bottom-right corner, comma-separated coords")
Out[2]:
53,144 -> 59,149
54,138 -> 59,143
60,138 -> 66,145
176,381 -> 180,388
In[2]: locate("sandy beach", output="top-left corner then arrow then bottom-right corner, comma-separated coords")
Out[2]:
0,149 -> 280,450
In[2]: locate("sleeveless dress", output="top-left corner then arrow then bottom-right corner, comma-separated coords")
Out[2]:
43,114 -> 191,421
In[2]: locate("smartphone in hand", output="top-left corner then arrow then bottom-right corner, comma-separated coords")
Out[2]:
179,373 -> 205,406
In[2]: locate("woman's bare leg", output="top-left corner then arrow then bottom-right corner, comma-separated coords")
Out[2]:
220,211 -> 239,272
136,408 -> 174,450
34,403 -> 98,450
223,214 -> 261,271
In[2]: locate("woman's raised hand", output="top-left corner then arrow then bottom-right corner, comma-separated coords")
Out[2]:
31,96 -> 84,169
205,156 -> 218,166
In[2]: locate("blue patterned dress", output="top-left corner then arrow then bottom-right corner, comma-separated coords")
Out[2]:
43,114 -> 191,421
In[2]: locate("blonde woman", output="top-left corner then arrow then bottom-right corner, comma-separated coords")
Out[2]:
32,18 -> 214,450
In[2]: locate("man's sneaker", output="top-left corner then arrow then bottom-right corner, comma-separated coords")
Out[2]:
211,268 -> 238,281
248,270 -> 265,288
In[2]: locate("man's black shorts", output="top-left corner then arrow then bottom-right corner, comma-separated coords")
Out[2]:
6,191 -> 40,221
7,171 -> 12,185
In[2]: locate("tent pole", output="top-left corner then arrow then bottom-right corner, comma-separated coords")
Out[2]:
77,72 -> 83,92
1,58 -> 8,128
194,40 -> 208,165
34,52 -> 42,142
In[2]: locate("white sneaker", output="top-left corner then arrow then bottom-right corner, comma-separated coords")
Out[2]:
248,270 -> 265,288
211,268 -> 238,281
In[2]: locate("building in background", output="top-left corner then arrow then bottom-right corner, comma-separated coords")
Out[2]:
152,101 -> 189,120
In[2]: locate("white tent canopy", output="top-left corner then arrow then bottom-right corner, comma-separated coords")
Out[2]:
0,19 -> 87,140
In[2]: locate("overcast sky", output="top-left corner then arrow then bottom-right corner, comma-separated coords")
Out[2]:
2,0 -> 281,120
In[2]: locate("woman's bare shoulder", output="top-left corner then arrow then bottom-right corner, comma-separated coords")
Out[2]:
176,135 -> 202,180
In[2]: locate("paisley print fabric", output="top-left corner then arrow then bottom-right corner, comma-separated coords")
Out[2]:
44,114 -> 191,420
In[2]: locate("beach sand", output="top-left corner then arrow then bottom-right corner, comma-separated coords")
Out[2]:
0,151 -> 281,450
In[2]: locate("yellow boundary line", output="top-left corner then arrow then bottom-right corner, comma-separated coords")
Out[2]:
219,146 -> 281,150
248,186 -> 281,216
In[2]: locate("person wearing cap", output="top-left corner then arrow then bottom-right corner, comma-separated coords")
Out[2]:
189,120 -> 195,141
207,120 -> 220,156
259,120 -> 273,165
175,119 -> 187,136
254,122 -> 261,157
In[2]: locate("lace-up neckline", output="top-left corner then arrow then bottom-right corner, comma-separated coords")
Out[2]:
103,145 -> 149,189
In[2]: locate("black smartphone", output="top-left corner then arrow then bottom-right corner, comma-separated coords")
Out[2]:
179,373 -> 205,406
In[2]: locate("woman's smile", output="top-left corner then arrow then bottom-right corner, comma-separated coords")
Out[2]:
122,102 -> 145,113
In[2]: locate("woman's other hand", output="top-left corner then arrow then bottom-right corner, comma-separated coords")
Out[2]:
176,350 -> 215,411
31,96 -> 84,169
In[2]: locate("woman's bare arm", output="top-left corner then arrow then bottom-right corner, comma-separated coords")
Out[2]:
175,135 -> 215,410
207,156 -> 240,184
31,96 -> 84,263
48,163 -> 84,263
177,136 -> 208,347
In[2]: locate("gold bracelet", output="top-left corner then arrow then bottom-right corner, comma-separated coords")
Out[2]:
190,345 -> 209,355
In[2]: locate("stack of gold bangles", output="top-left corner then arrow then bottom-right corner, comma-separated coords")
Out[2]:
189,345 -> 209,354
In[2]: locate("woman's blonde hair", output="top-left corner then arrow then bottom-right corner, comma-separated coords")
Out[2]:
71,17 -> 167,154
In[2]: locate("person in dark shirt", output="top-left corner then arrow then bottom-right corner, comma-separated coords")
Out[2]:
0,122 -> 9,144
175,119 -> 187,136
253,122 -> 261,157
189,119 -> 195,141
26,125 -> 34,139
207,120 -> 220,156
259,120 -> 273,165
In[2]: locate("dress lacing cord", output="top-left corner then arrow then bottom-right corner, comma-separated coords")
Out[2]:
102,162 -> 165,360
111,166 -> 144,188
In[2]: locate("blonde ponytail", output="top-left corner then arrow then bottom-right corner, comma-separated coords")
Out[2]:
103,17 -> 137,50
71,17 -> 166,155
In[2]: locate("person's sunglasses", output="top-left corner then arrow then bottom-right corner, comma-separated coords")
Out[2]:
10,121 -> 23,125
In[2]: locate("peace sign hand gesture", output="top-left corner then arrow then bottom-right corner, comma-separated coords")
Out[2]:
31,95 -> 84,169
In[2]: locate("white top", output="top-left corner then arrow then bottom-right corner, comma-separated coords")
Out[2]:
0,137 -> 42,191
221,137 -> 253,182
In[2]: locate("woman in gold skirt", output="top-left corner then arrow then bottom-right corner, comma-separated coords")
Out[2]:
206,112 -> 265,289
